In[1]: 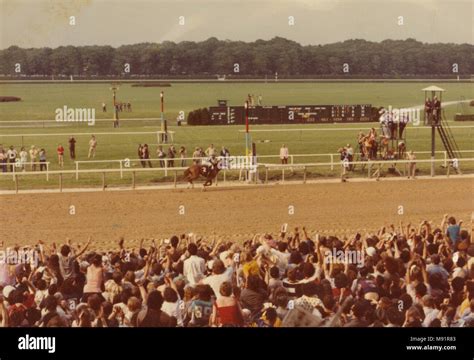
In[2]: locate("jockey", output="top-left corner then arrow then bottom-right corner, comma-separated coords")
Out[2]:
208,154 -> 219,171
202,154 -> 219,174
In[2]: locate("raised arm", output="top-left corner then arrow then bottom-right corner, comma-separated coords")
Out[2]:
72,236 -> 92,260
314,234 -> 324,268
393,236 -> 401,259
209,239 -> 223,258
302,226 -> 311,241
399,220 -> 406,238
293,227 -> 300,249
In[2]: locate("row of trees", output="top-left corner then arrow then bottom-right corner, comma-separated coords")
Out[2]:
1,37 -> 472,77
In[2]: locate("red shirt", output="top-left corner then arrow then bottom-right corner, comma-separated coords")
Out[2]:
215,303 -> 243,326
57,146 -> 64,155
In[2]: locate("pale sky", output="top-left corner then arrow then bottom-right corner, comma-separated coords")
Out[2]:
0,0 -> 472,49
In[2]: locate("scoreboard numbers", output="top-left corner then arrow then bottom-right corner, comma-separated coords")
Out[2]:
208,104 -> 374,124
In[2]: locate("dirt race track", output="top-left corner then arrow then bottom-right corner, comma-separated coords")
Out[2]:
1,178 -> 473,251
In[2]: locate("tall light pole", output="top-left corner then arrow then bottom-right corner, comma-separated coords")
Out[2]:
245,100 -> 250,156
160,91 -> 165,142
110,85 -> 119,128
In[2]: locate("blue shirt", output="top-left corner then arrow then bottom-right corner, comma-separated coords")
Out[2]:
446,225 -> 460,245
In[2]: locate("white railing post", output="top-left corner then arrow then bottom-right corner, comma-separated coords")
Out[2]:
330,154 -> 334,171
119,160 -> 123,179
443,151 -> 447,168
46,162 -> 49,181
75,161 -> 79,180
165,160 -> 168,177
12,161 -> 15,181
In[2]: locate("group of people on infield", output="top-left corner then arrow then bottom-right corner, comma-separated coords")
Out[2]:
0,135 -> 96,172
0,138 -> 235,172
1,214 -> 472,328
136,143 -> 231,169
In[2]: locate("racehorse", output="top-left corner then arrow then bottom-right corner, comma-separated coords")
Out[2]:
184,160 -> 221,189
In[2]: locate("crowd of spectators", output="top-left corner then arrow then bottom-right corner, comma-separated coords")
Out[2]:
0,214 -> 472,327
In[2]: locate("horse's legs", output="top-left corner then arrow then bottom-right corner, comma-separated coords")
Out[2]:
187,178 -> 193,189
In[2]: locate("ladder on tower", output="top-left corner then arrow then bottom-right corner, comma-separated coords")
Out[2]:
437,110 -> 461,171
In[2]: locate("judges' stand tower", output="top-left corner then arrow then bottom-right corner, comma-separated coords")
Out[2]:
422,86 -> 461,176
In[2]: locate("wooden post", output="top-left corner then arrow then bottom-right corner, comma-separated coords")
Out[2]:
59,173 -> 63,192
102,172 -> 106,191
132,171 -> 136,189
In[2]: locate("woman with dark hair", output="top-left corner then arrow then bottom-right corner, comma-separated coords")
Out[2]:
82,254 -> 105,302
38,295 -> 59,327
135,290 -> 176,327
45,254 -> 63,286
240,274 -> 267,318
161,274 -> 185,326
403,306 -> 423,327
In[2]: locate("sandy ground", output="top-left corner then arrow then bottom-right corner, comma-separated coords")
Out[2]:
0,178 -> 472,251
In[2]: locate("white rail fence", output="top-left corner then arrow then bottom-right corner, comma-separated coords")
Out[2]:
1,157 -> 473,194
0,161 -> 51,181
261,158 -> 472,183
2,150 -> 473,185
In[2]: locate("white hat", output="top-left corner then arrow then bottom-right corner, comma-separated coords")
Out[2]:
366,247 -> 376,257
2,285 -> 15,299
364,292 -> 379,305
